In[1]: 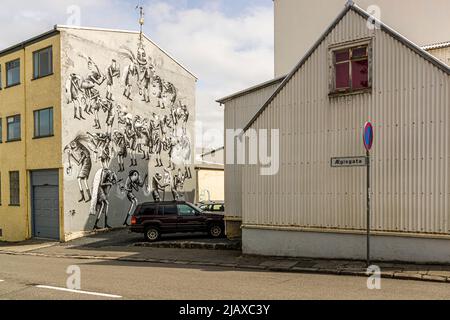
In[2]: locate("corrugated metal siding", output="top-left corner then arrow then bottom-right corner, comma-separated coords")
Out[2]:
224,81 -> 283,218
243,10 -> 450,235
427,47 -> 450,67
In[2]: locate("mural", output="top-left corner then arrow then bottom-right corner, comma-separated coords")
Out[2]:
61,29 -> 196,232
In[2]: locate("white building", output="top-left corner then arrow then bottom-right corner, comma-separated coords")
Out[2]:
218,1 -> 450,263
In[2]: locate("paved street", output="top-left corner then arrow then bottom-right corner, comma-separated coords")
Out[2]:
1,254 -> 450,300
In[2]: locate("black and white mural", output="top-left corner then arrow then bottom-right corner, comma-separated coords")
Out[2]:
61,28 -> 196,233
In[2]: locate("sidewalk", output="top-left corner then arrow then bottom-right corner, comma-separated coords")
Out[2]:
1,229 -> 450,284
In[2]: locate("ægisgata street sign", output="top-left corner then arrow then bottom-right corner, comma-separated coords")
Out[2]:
331,157 -> 368,168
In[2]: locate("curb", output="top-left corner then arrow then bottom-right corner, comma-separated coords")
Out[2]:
133,241 -> 241,251
1,250 -> 449,284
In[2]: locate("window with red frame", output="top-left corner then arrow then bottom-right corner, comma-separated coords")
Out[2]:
333,45 -> 369,93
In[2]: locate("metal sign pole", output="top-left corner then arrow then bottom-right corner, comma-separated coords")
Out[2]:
366,150 -> 371,267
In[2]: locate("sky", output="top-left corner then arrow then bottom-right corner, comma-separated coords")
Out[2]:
0,0 -> 275,149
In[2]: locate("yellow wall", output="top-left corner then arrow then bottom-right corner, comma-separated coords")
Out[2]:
0,34 -> 62,242
197,169 -> 224,202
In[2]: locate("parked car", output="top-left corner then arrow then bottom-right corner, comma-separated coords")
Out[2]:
130,201 -> 225,242
196,201 -> 225,213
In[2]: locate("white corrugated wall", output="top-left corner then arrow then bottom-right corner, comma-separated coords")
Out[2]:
242,10 -> 450,235
223,81 -> 283,219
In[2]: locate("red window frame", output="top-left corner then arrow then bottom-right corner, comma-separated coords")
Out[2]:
333,45 -> 369,93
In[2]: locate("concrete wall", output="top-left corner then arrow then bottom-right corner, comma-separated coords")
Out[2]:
59,27 -> 196,237
0,34 -> 62,242
274,0 -> 450,76
243,227 -> 450,264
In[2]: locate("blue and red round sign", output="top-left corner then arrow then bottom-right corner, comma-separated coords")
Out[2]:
363,122 -> 374,152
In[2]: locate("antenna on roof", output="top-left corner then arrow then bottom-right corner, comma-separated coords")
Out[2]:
136,2 -> 145,43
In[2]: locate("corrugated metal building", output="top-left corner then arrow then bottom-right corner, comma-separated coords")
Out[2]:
217,77 -> 285,238
218,2 -> 450,263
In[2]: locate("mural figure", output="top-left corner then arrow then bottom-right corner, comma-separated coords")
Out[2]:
67,73 -> 86,120
81,57 -> 105,115
112,131 -> 127,172
102,100 -> 116,135
140,63 -> 154,103
151,173 -> 170,202
90,168 -> 119,230
121,170 -> 148,226
65,136 -> 93,203
171,168 -> 190,200
125,114 -> 138,167
106,59 -> 121,101
172,101 -> 190,134
120,48 -> 139,101
150,113 -> 164,167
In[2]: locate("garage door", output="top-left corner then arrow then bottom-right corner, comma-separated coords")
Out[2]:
31,170 -> 59,240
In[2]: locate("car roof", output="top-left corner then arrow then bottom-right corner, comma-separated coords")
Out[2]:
140,201 -> 189,206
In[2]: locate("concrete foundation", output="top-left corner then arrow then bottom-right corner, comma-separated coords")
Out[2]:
243,227 -> 450,264
225,219 -> 242,240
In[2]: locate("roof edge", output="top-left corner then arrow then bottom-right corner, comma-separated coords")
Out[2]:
243,1 -> 450,133
0,27 -> 59,58
422,41 -> 450,51
216,75 -> 286,104
243,2 -> 353,132
57,25 -> 197,80
201,146 -> 225,157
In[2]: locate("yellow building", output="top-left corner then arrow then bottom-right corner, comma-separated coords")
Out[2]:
0,26 -> 197,242
0,29 -> 62,242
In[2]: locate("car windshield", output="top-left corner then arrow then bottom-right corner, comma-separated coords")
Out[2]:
191,204 -> 205,212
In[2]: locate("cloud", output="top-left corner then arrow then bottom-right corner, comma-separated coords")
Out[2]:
145,2 -> 274,148
0,0 -> 274,149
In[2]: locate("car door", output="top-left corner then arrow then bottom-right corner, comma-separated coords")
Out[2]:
160,204 -> 178,232
177,204 -> 206,232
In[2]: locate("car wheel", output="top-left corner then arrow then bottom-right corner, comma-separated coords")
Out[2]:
144,226 -> 160,242
209,224 -> 224,238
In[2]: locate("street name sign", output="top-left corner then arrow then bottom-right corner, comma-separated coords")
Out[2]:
331,157 -> 368,168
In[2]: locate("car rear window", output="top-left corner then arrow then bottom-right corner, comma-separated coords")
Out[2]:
138,204 -> 157,216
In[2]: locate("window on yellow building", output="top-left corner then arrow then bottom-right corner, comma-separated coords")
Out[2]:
34,107 -> 54,138
6,115 -> 21,142
6,59 -> 20,87
33,46 -> 53,79
9,171 -> 19,206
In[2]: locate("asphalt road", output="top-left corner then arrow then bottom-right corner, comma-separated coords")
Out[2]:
0,254 -> 450,300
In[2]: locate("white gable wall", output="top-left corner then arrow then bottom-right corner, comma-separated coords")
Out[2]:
243,9 -> 450,236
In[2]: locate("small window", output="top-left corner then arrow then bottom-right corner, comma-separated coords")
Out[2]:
33,47 -> 53,79
34,107 -> 53,138
331,44 -> 370,94
7,115 -> 21,142
9,171 -> 19,206
0,118 -> 2,143
177,204 -> 196,216
6,59 -> 20,87
163,205 -> 178,215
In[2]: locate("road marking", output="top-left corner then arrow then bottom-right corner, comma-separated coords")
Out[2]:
35,285 -> 122,299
